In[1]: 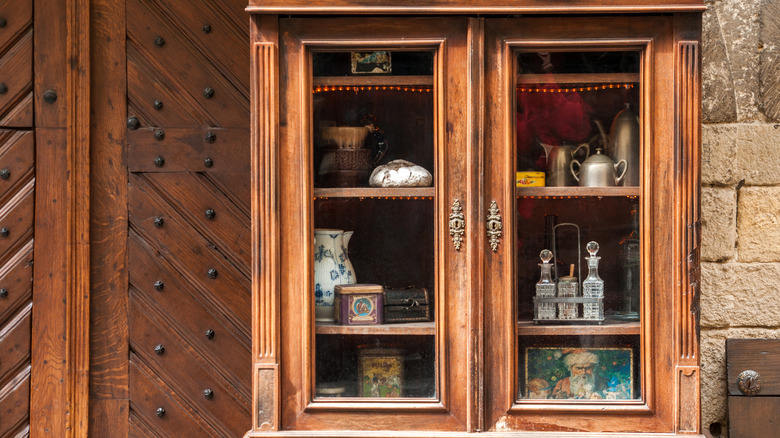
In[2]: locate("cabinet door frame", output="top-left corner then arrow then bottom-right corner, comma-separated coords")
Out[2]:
482,15 -> 699,433
251,16 -> 482,433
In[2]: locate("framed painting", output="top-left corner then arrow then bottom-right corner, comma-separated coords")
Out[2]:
523,347 -> 634,400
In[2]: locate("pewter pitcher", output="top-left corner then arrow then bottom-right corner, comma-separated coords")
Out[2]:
546,143 -> 590,187
571,148 -> 627,187
609,103 -> 640,186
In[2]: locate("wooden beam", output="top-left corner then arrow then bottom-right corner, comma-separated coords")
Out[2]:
31,0 -> 90,435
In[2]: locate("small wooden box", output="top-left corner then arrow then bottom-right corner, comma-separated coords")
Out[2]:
334,284 -> 384,325
383,287 -> 431,323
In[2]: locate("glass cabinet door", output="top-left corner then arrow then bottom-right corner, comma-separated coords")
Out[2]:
271,17 -> 478,431
484,16 -> 681,433
514,48 -> 642,402
312,49 -> 438,400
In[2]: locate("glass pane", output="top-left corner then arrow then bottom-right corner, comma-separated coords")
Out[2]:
311,50 -> 437,399
515,50 -> 642,401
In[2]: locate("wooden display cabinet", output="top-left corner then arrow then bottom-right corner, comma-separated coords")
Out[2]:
248,2 -> 703,436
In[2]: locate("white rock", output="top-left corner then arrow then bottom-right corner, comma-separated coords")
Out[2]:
369,159 -> 432,187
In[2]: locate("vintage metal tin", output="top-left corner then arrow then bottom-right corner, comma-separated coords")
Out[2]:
334,284 -> 384,325
357,347 -> 404,397
516,171 -> 545,187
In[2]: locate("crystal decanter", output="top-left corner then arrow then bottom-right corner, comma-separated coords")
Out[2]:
534,249 -> 557,320
582,241 -> 604,321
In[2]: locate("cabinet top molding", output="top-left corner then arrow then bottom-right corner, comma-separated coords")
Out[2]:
246,0 -> 705,14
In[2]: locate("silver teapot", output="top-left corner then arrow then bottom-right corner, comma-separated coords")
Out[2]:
545,143 -> 590,187
570,148 -> 627,187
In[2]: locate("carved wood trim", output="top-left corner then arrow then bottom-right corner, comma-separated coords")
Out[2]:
251,15 -> 281,433
676,41 -> 700,364
247,1 -> 707,15
253,41 -> 279,363
66,0 -> 91,435
676,366 -> 700,433
255,365 -> 279,432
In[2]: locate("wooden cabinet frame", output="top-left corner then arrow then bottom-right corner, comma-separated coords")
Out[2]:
482,16 -> 700,433
251,16 -> 482,434
248,5 -> 702,437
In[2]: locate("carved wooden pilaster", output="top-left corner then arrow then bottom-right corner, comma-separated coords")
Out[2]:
676,40 -> 701,434
676,40 -> 700,363
676,366 -> 701,434
251,21 -> 280,432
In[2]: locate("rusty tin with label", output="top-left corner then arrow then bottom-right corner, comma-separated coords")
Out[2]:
334,283 -> 384,325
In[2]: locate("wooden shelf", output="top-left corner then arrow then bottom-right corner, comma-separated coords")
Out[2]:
316,322 -> 435,336
517,319 -> 640,336
315,187 -> 435,198
517,72 -> 640,85
516,186 -> 640,198
313,75 -> 433,87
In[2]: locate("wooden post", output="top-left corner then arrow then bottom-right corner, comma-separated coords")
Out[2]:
31,0 -> 90,435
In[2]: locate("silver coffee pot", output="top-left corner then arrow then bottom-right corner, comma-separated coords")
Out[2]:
571,148 -> 627,187
608,103 -> 640,186
545,143 -> 590,187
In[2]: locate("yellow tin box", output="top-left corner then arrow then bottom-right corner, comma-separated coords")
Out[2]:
516,171 -> 545,187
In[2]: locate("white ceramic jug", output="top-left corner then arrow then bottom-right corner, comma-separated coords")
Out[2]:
314,229 -> 356,322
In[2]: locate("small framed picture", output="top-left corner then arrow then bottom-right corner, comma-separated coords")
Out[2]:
351,51 -> 392,74
524,347 -> 634,400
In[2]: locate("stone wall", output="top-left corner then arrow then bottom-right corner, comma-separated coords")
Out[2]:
701,0 -> 780,436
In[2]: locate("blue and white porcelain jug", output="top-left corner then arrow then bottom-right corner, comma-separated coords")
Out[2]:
314,229 -> 356,322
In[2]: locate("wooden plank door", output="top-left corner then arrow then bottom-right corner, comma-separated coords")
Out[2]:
0,0 -> 33,435
121,0 -> 252,436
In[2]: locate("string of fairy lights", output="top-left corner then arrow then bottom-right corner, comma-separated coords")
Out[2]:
313,195 -> 639,201
313,85 -> 431,93
312,83 -> 635,94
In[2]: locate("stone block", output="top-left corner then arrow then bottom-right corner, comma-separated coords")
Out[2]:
737,124 -> 780,185
700,331 -> 728,434
760,0 -> 780,121
702,124 -> 739,185
701,262 -> 780,327
703,5 -> 737,123
737,186 -> 780,261
701,187 -> 736,262
705,0 -> 762,122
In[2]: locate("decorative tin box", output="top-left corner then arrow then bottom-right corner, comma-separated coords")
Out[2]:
358,347 -> 403,397
516,171 -> 545,187
334,284 -> 383,325
383,287 -> 431,323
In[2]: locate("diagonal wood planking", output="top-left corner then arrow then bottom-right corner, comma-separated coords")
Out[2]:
0,0 -> 33,128
0,0 -> 34,430
125,0 -> 252,435
0,131 -> 33,437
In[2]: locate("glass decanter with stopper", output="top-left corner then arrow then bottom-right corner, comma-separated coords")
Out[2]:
582,241 -> 604,321
534,249 -> 557,321
615,205 -> 640,321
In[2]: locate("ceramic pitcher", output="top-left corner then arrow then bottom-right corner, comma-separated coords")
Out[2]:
314,229 -> 356,322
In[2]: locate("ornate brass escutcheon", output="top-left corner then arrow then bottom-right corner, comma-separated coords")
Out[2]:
449,199 -> 465,251
737,369 -> 762,396
486,201 -> 502,252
